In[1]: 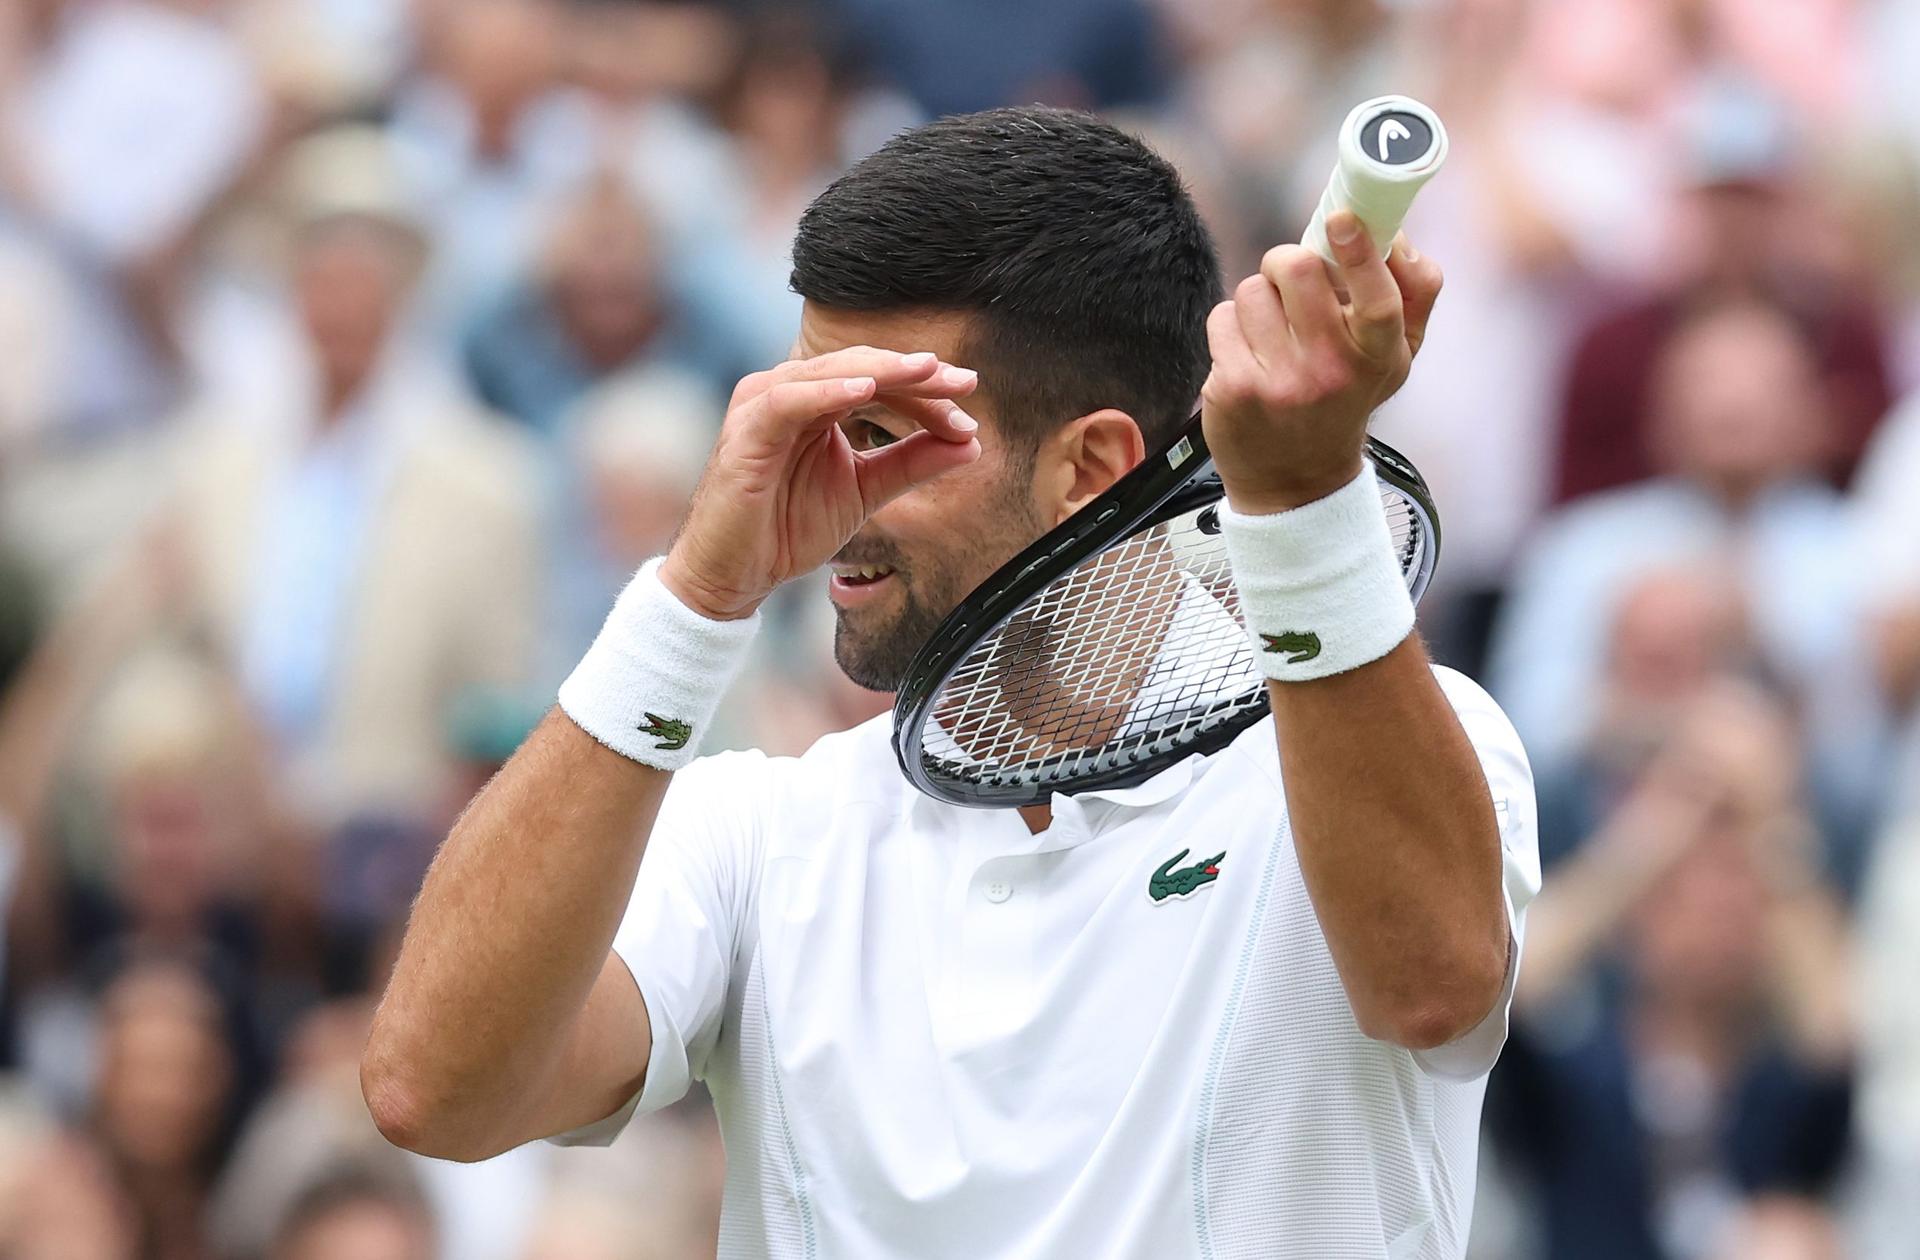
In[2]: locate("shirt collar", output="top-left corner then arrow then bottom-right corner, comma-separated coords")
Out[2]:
904,748 -> 1206,853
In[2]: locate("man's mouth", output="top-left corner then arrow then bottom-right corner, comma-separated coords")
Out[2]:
828,562 -> 898,607
831,562 -> 895,585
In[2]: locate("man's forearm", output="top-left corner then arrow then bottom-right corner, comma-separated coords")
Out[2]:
1269,637 -> 1507,1049
362,709 -> 665,1158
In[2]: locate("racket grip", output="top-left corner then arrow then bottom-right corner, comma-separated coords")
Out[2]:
1301,95 -> 1448,262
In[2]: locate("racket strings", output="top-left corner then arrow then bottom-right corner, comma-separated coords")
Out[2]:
921,491 -> 1425,790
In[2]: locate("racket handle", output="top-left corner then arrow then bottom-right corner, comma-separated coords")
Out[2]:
1301,95 -> 1448,262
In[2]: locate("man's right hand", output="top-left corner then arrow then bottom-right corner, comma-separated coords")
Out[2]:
659,348 -> 982,621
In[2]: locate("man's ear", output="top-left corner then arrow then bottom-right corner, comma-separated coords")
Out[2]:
1041,409 -> 1147,526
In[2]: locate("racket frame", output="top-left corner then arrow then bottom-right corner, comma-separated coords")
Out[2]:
890,413 -> 1440,807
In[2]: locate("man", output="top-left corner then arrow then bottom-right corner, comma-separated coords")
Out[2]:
363,108 -> 1539,1258
1489,298 -> 1877,876
173,127 -> 541,825
462,177 -> 734,434
1548,84 -> 1892,506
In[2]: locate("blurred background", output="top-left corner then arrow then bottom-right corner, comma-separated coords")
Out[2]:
0,0 -> 1917,1256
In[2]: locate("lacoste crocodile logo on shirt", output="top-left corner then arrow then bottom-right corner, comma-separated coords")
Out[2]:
1148,848 -> 1225,903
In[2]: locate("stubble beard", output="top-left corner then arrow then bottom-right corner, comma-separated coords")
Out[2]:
833,473 -> 1044,693
832,576 -> 950,693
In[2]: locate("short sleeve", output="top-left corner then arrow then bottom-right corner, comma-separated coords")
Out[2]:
548,749 -> 769,1146
1411,667 -> 1542,1082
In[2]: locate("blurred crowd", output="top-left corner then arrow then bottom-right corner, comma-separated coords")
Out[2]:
0,0 -> 1918,1256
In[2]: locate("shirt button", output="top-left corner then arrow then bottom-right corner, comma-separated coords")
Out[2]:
985,880 -> 1013,904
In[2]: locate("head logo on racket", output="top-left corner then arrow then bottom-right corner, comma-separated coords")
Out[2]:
1149,849 -> 1225,903
1260,631 -> 1322,665
640,712 -> 693,752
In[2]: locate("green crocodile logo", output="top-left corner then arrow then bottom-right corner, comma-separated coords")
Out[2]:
1260,630 -> 1322,664
1148,848 -> 1225,903
639,712 -> 692,752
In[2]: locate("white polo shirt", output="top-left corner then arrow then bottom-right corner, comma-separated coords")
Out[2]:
558,667 -> 1540,1260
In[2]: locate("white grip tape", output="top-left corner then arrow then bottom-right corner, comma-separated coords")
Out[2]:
1220,463 -> 1416,682
557,558 -> 760,769
1301,94 -> 1448,262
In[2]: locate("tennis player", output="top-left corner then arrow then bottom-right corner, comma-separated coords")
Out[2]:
364,107 -> 1539,1259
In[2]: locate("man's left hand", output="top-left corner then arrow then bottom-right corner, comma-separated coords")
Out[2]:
1201,209 -> 1443,516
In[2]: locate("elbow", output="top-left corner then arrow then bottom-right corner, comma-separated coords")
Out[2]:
1354,939 -> 1509,1052
361,1059 -> 429,1152
1361,1001 -> 1483,1053
360,1051 -> 506,1164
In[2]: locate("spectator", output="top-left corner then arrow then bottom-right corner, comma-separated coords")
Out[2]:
268,1164 -> 434,1260
169,127 -> 541,826
541,367 -> 720,682
389,0 -> 599,333
0,0 -> 267,440
1164,0 -> 1404,233
1529,566 -> 1750,869
656,7 -> 906,377
1492,681 -> 1853,1260
1488,297 -> 1878,860
2,0 -> 262,262
4,644 -> 282,1109
91,959 -> 245,1260
1551,80 -> 1893,504
537,368 -> 881,756
212,995 -> 552,1260
0,512 -> 327,1098
561,0 -> 740,105
831,0 -> 1166,118
463,177 -> 731,433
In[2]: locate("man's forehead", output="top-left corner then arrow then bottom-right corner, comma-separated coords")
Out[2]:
792,301 -> 974,362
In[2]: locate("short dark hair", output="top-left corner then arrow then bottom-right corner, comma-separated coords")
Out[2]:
791,107 -> 1222,454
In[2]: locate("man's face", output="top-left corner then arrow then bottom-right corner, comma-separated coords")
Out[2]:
1650,304 -> 1823,492
294,224 -> 416,393
796,303 -> 1050,691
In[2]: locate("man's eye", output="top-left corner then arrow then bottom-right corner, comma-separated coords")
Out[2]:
850,420 -> 901,451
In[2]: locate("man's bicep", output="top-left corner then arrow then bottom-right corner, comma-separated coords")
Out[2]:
524,952 -> 655,1147
1414,667 -> 1541,1081
542,750 -> 768,1146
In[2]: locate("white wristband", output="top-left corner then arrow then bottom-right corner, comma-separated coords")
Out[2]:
1219,461 -> 1415,682
557,558 -> 760,769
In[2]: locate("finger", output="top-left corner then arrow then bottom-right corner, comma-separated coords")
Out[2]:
1386,234 -> 1443,359
749,375 -> 877,442
1202,299 -> 1261,403
1324,213 -> 1403,361
737,351 -> 950,410
855,428 -> 982,511
876,393 -> 981,443
775,346 -> 962,393
1229,272 -> 1292,371
873,362 -> 980,400
1261,244 -> 1346,356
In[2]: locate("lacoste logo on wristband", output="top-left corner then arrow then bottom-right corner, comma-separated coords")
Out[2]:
1148,848 -> 1225,903
1259,631 -> 1322,664
639,712 -> 693,752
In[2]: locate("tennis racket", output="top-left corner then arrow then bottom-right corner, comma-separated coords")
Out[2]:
890,97 -> 1448,808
